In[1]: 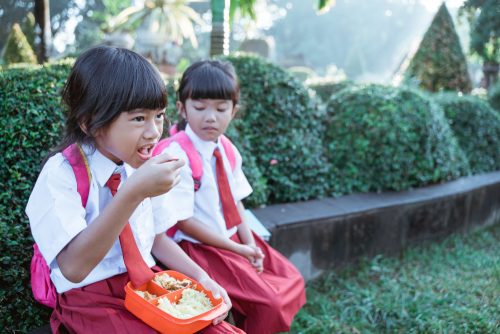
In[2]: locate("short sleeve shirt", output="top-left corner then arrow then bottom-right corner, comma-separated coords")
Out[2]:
160,125 -> 253,243
26,146 -> 176,293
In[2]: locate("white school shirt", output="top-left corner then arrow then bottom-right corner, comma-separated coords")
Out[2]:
160,125 -> 253,243
26,145 -> 176,293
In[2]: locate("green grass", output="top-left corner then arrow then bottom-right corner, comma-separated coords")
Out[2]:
291,224 -> 500,334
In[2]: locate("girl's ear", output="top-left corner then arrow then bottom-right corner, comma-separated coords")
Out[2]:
79,122 -> 88,135
176,101 -> 186,119
231,104 -> 239,118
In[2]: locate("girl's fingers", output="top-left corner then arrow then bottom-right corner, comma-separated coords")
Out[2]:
162,159 -> 184,172
218,285 -> 232,310
153,152 -> 178,163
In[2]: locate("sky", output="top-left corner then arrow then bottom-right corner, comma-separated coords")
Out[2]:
419,0 -> 465,11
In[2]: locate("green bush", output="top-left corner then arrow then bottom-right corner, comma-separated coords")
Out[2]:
435,92 -> 500,173
488,80 -> 500,112
0,61 -> 73,332
221,54 -> 331,203
225,126 -> 269,208
2,23 -> 37,65
324,84 -> 470,194
404,3 -> 472,93
308,80 -> 354,103
21,13 -> 36,50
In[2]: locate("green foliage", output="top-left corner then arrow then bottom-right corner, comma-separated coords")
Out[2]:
229,0 -> 258,23
325,84 -> 470,195
307,80 -> 353,103
225,126 -> 269,208
164,79 -> 179,126
0,61 -> 73,332
488,80 -> 500,112
221,54 -> 331,203
405,3 -> 472,93
435,92 -> 500,173
21,12 -> 36,50
292,225 -> 500,333
460,0 -> 500,62
2,23 -> 37,65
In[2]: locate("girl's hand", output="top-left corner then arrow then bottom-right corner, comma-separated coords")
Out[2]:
197,275 -> 232,325
248,245 -> 264,273
126,153 -> 185,199
234,243 -> 265,273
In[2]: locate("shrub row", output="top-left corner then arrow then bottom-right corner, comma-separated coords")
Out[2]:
324,84 -> 470,194
221,54 -> 330,204
0,61 -> 72,332
434,92 -> 500,173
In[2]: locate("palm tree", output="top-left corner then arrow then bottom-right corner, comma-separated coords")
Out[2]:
110,0 -> 204,49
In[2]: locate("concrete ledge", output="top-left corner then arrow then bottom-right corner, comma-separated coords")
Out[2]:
251,171 -> 500,281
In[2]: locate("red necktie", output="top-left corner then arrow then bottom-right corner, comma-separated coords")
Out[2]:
106,173 -> 154,288
213,148 -> 241,229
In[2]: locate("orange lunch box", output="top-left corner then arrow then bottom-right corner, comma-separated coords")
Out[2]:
124,270 -> 228,334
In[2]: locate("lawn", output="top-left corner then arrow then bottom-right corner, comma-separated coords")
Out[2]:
291,224 -> 500,334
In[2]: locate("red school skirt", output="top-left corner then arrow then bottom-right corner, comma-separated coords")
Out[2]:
179,232 -> 307,334
50,267 -> 245,334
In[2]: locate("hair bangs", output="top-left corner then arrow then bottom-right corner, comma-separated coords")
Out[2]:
119,57 -> 167,113
179,61 -> 239,104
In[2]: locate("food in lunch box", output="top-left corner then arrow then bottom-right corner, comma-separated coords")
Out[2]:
153,273 -> 191,291
134,290 -> 157,301
157,288 -> 213,319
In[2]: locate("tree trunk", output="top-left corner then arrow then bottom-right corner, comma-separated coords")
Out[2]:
210,0 -> 230,57
482,61 -> 499,89
34,0 -> 52,63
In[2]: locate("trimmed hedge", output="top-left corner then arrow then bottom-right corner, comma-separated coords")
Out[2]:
324,84 -> 470,194
0,61 -> 72,332
404,3 -> 472,93
2,23 -> 37,65
435,93 -> 500,173
225,125 -> 269,208
221,54 -> 331,203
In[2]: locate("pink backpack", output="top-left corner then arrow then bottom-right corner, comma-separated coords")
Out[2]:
152,125 -> 236,237
30,144 -> 91,308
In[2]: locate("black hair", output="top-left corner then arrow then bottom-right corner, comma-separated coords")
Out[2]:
176,60 -> 239,130
49,45 -> 166,159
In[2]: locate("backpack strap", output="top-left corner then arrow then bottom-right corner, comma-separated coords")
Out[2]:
220,135 -> 236,171
62,144 -> 92,207
31,143 -> 91,309
153,129 -> 239,240
169,123 -> 179,136
153,131 -> 203,191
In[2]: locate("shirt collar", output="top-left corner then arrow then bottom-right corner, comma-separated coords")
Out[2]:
82,144 -> 133,187
185,124 -> 220,160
